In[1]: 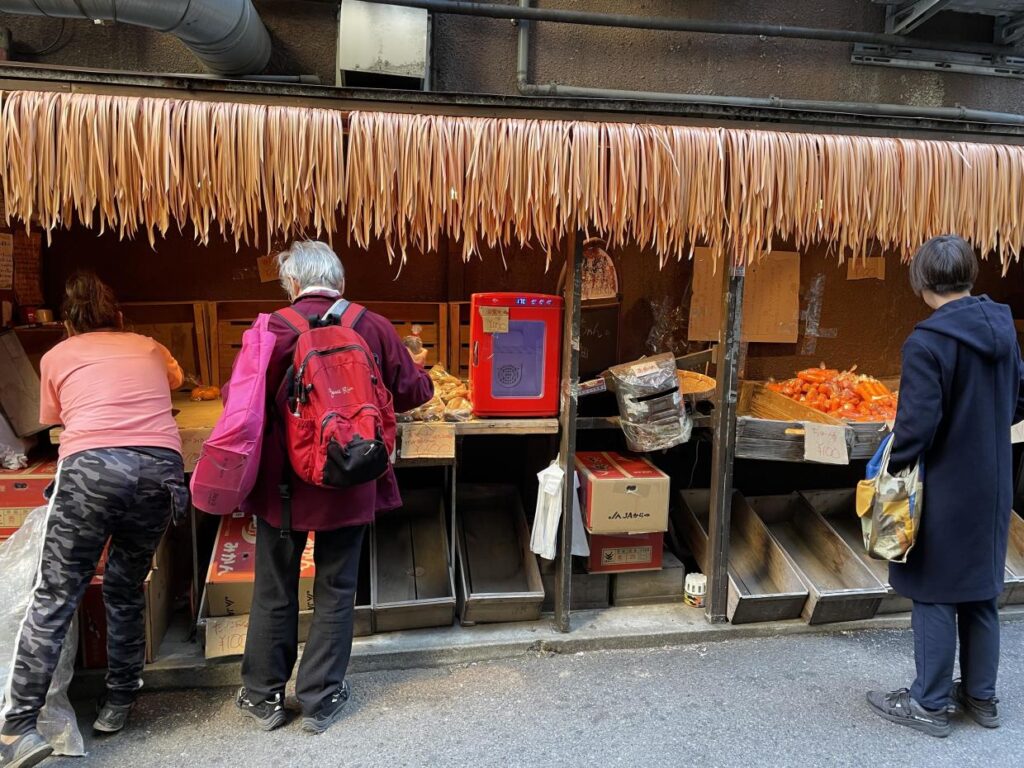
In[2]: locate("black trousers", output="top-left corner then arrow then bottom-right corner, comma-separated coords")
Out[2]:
240,517 -> 365,716
910,598 -> 1000,711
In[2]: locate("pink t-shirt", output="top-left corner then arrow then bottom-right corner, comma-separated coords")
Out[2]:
40,332 -> 184,460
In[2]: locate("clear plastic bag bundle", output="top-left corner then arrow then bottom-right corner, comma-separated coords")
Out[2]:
0,506 -> 85,757
607,352 -> 692,452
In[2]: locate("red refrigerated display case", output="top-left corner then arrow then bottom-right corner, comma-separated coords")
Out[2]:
469,292 -> 563,417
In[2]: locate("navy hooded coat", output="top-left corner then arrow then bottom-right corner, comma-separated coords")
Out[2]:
889,296 -> 1024,604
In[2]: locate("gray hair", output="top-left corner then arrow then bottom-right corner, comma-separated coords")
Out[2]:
278,241 -> 345,298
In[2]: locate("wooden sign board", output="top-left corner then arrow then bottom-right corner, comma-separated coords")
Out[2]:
847,258 -> 886,281
689,249 -> 801,343
401,423 -> 456,460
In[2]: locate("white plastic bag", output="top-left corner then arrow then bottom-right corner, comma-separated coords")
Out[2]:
531,462 -> 590,560
0,506 -> 85,756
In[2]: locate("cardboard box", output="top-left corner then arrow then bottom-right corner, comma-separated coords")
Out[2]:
586,532 -> 664,574
0,332 -> 46,437
78,533 -> 173,669
575,451 -> 670,534
205,514 -> 315,617
0,457 -> 58,538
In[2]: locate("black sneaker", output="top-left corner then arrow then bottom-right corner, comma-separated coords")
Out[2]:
235,688 -> 287,732
301,681 -> 351,734
93,697 -> 134,734
867,689 -> 951,738
951,680 -> 1000,728
0,730 -> 53,768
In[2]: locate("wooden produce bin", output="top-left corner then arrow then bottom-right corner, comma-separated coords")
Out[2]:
371,488 -> 456,632
747,494 -> 887,624
675,490 -> 808,624
540,559 -> 610,612
122,301 -> 213,385
611,552 -> 686,607
211,299 -> 448,385
449,301 -> 471,379
456,484 -> 545,626
799,490 -> 911,614
736,382 -> 887,462
1003,511 -> 1024,606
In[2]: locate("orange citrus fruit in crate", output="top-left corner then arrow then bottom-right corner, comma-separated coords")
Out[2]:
766,365 -> 897,422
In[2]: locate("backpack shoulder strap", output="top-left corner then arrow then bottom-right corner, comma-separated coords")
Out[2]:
273,307 -> 309,335
337,301 -> 368,330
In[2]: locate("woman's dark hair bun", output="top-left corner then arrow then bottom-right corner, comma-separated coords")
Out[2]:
62,272 -> 121,333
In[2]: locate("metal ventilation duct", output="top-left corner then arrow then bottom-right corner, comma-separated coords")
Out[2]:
0,0 -> 272,76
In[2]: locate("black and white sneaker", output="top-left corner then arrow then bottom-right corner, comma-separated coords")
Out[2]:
0,730 -> 52,768
301,681 -> 351,734
93,698 -> 134,734
867,688 -> 951,738
235,688 -> 287,732
951,680 -> 1000,728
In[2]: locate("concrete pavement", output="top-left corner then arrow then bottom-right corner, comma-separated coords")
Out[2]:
52,622 -> 1024,767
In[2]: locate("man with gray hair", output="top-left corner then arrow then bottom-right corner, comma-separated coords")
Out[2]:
235,241 -> 433,734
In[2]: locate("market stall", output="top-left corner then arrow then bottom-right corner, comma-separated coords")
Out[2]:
1,78 -> 1024,677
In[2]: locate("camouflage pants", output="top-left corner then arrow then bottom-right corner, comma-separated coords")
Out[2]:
1,448 -> 183,737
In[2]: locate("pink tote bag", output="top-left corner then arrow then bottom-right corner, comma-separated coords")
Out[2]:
190,314 -> 276,515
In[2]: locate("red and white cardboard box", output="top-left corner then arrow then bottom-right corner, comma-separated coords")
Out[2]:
586,532 -> 664,574
575,451 -> 670,534
205,514 -> 315,617
0,457 -> 59,539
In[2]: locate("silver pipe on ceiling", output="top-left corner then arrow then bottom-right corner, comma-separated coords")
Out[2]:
0,0 -> 272,76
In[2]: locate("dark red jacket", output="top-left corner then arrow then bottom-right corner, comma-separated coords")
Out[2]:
240,292 -> 434,531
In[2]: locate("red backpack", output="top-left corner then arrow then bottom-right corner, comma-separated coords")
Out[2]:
274,299 -> 397,500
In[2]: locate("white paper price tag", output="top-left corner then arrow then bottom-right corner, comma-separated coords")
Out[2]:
803,422 -> 849,465
1012,421 -> 1024,444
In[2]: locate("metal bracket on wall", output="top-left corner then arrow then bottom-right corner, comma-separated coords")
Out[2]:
852,42 -> 1024,79
885,1 -> 955,35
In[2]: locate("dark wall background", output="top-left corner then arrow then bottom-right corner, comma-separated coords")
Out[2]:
0,1 -> 1022,114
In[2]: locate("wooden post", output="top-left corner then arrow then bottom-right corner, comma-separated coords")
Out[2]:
706,261 -> 745,623
554,234 -> 583,633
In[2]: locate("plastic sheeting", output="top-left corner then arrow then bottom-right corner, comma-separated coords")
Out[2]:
607,353 -> 692,452
0,506 -> 84,756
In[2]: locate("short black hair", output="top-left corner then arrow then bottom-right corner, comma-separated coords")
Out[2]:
909,235 -> 978,297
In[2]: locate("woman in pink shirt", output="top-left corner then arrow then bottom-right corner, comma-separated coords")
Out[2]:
0,274 -> 187,768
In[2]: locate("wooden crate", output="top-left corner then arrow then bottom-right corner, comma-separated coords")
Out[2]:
121,301 -> 212,385
371,488 -> 455,633
799,490 -> 911,615
747,494 -> 887,624
210,299 -> 448,385
455,484 -> 545,626
736,382 -> 887,462
540,562 -> 610,612
449,300 -> 471,379
611,552 -> 686,607
1003,511 -> 1024,606
675,490 -> 807,624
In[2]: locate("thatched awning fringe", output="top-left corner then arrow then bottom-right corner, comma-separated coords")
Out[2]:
1,90 -> 1022,269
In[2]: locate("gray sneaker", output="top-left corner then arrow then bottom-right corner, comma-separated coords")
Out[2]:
0,731 -> 53,768
94,698 -> 134,734
867,688 -> 951,738
301,681 -> 351,734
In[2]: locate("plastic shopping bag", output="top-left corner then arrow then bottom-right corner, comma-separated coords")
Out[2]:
530,462 -> 590,561
856,434 -> 924,563
0,506 -> 84,756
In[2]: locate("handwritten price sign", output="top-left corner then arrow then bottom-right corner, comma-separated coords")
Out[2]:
802,422 -> 850,465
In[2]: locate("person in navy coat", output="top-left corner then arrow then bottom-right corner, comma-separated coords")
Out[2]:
868,235 -> 1024,737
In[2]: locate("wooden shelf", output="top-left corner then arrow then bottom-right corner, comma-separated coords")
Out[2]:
398,419 -> 559,437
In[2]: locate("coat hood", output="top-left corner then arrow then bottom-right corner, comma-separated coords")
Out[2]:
916,296 -> 1016,361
